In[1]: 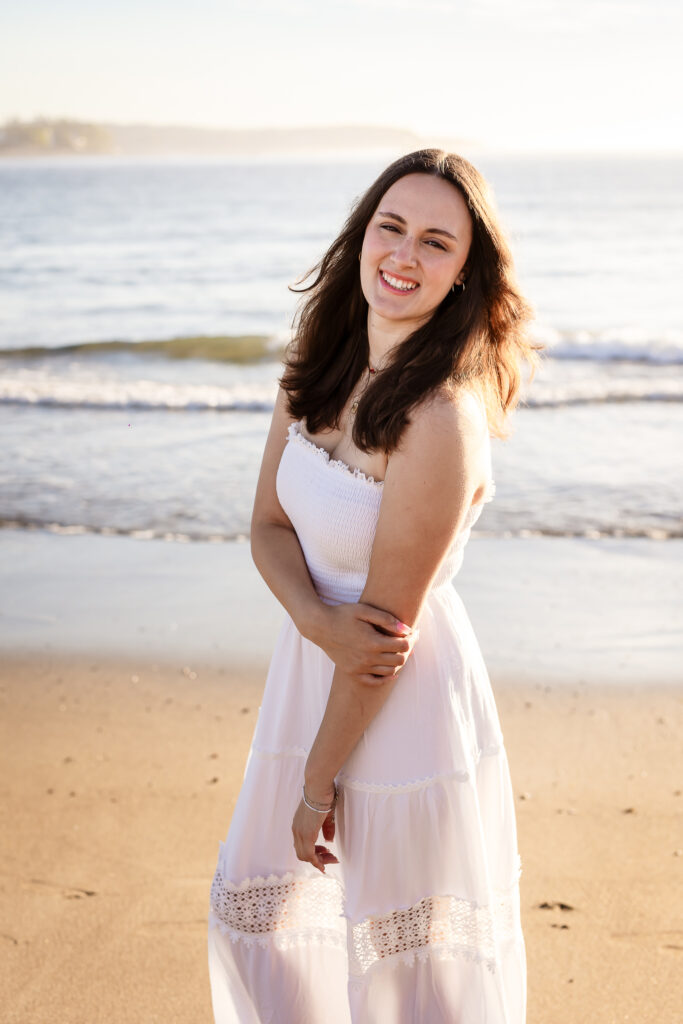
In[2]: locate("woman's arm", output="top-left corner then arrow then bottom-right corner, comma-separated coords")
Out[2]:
251,385 -> 417,681
293,390 -> 491,871
250,385 -> 326,636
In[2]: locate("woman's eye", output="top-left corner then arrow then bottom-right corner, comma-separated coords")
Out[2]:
379,224 -> 446,251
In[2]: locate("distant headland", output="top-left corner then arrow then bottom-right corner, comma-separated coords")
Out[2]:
0,117 -> 475,158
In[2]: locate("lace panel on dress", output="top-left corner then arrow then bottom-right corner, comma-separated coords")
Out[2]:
209,867 -> 347,952
348,885 -> 519,982
210,862 -> 523,978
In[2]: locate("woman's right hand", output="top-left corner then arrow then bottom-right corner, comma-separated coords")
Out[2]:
305,602 -> 418,685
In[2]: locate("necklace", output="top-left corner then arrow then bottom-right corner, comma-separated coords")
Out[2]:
350,362 -> 377,417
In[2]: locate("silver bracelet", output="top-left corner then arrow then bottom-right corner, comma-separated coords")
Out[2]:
302,783 -> 337,813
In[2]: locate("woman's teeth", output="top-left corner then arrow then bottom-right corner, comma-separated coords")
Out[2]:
380,270 -> 418,291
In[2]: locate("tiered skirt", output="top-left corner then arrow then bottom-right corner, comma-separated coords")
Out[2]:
208,585 -> 526,1023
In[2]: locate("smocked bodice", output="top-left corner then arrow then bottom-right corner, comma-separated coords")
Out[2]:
275,421 -> 494,606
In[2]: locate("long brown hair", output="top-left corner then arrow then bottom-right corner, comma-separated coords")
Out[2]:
281,148 -> 542,448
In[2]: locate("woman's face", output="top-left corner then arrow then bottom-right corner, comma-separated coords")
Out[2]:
360,172 -> 473,335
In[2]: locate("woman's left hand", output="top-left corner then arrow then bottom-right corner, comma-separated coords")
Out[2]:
292,785 -> 339,874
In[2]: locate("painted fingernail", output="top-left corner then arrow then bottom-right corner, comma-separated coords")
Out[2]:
396,621 -> 410,633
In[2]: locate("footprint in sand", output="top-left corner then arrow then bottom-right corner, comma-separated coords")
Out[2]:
536,901 -> 574,911
610,930 -> 683,951
26,878 -> 96,900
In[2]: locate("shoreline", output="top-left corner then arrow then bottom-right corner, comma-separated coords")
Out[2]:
1,527 -> 681,686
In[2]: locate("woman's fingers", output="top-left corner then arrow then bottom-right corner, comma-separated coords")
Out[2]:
317,603 -> 419,680
372,634 -> 411,655
321,811 -> 336,842
315,844 -> 339,866
293,802 -> 339,873
295,839 -> 338,873
357,603 -> 412,636
359,672 -> 397,686
367,662 -> 401,676
375,651 -> 407,667
352,642 -> 414,679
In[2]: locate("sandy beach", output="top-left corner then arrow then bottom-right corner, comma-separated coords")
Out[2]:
1,530 -> 682,1023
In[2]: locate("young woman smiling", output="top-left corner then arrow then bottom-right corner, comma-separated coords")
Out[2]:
208,148 -> 541,1024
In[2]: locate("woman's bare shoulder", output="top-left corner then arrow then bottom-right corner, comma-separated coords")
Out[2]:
400,382 -> 488,454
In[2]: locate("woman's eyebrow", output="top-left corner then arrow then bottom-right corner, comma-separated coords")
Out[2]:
376,210 -> 458,242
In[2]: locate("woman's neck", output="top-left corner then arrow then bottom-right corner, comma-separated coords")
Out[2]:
366,310 -> 428,369
367,323 -> 402,371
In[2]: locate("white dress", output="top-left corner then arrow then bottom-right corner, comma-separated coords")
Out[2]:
208,419 -> 526,1024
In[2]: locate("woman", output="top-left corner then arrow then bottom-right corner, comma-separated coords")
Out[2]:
208,149 -> 541,1023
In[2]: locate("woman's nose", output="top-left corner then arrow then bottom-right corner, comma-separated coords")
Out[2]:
391,235 -> 418,265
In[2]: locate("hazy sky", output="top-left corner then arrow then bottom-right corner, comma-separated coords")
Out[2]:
2,0 -> 681,152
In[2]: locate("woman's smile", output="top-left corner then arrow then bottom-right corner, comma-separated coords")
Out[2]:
378,269 -> 420,294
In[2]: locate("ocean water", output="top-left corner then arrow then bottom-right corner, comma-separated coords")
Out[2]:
1,154 -> 681,542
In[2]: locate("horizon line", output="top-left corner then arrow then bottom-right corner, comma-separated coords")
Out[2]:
1,115 -> 680,158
